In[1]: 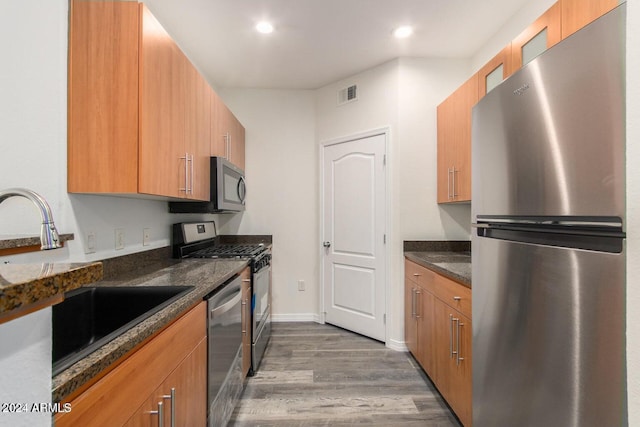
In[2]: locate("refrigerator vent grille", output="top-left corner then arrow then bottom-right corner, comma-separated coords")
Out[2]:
337,84 -> 358,105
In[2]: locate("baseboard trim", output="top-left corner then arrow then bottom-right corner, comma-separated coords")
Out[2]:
386,338 -> 408,352
272,313 -> 322,323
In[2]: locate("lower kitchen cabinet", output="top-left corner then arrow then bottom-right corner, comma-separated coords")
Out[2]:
241,266 -> 252,377
405,258 -> 472,427
434,298 -> 472,427
124,339 -> 207,427
54,302 -> 207,427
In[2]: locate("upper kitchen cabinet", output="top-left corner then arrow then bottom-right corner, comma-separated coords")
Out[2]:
211,90 -> 246,171
511,2 -> 561,72
561,0 -> 619,39
184,65 -> 212,201
477,45 -> 512,99
437,74 -> 478,204
68,1 -> 209,200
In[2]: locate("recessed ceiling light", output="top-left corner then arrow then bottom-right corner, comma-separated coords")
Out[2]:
393,26 -> 413,39
256,21 -> 274,34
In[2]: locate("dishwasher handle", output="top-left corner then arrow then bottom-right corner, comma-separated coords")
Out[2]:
210,290 -> 242,319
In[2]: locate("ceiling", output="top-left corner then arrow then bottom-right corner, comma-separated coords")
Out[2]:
143,0 -> 531,90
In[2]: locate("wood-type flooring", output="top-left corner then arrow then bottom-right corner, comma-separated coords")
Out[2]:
229,322 -> 461,426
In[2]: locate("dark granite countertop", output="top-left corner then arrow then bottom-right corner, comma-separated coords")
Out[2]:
403,241 -> 471,287
0,262 -> 103,317
52,258 -> 249,403
0,233 -> 75,252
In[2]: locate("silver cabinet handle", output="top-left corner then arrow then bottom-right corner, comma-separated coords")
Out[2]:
457,320 -> 464,366
241,299 -> 248,334
414,289 -> 421,319
453,296 -> 461,301
189,154 -> 194,195
162,388 -> 176,427
179,154 -> 188,193
453,168 -> 458,197
411,288 -> 416,318
149,401 -> 164,427
412,273 -> 420,277
450,314 -> 458,359
224,133 -> 230,160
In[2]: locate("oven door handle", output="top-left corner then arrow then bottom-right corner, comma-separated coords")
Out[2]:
210,291 -> 242,318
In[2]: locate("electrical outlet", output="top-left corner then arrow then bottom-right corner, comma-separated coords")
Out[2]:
115,228 -> 125,250
298,280 -> 305,291
143,228 -> 151,246
86,231 -> 96,254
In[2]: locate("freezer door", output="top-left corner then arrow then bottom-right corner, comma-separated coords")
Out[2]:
472,235 -> 626,427
471,5 -> 625,221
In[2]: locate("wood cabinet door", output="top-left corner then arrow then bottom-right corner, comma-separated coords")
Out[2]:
138,4 -> 186,199
437,74 -> 477,203
416,287 -> 435,376
210,90 -> 227,158
160,338 -> 208,427
449,310 -> 472,427
123,385 -> 164,427
434,298 -> 472,427
67,0 -> 140,194
561,0 -> 618,39
436,94 -> 456,203
404,279 -> 419,357
124,339 -> 207,427
512,2 -> 561,72
185,64 -> 211,201
453,74 -> 476,202
232,117 -> 246,171
477,45 -> 512,99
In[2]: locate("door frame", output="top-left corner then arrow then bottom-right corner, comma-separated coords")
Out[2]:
319,126 -> 391,343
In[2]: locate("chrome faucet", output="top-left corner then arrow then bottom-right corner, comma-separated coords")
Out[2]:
0,188 -> 62,250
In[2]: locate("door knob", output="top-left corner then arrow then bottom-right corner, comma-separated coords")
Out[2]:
323,241 -> 331,248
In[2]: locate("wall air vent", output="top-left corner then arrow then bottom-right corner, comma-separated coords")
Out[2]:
337,84 -> 358,106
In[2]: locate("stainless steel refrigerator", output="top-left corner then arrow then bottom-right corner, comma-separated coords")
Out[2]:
471,4 -> 626,426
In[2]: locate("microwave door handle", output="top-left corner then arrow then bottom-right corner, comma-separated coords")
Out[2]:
238,176 -> 246,204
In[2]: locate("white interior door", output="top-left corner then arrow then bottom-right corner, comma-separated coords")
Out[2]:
322,133 -> 386,341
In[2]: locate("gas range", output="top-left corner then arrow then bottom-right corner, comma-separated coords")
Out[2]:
172,221 -> 270,265
172,221 -> 272,378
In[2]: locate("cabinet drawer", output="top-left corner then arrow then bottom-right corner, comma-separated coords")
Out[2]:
433,274 -> 471,319
404,259 -> 435,291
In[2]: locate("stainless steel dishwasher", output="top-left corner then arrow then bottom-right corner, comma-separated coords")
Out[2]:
207,275 -> 243,427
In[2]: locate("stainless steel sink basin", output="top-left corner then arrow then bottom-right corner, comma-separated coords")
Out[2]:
52,285 -> 193,375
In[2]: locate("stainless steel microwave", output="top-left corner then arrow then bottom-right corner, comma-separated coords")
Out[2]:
169,157 -> 246,213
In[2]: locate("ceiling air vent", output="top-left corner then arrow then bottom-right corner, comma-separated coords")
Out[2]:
337,84 -> 358,106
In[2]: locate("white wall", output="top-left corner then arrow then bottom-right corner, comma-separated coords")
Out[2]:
216,89 -> 319,320
0,310 -> 52,427
626,0 -> 639,423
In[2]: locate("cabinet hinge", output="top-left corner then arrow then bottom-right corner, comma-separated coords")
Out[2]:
383,313 -> 386,324
383,234 -> 386,244
383,154 -> 386,166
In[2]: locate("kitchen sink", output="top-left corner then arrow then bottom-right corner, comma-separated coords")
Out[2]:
52,285 -> 193,375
